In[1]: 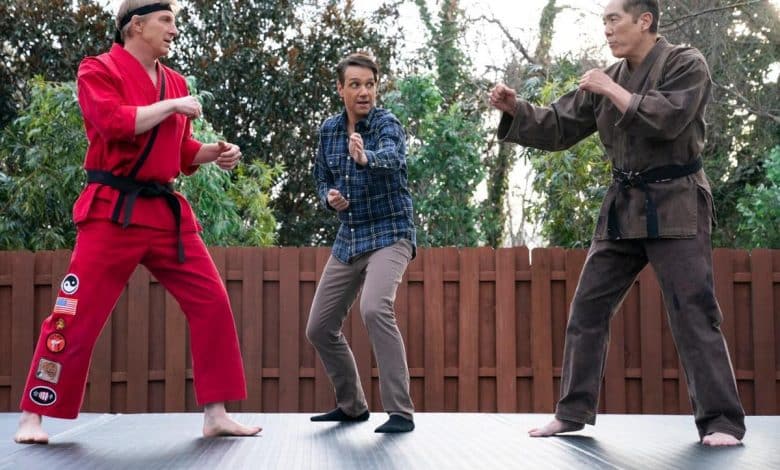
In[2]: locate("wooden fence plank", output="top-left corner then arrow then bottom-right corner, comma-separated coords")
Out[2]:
164,286 -> 186,412
751,249 -> 775,414
279,247 -> 300,411
424,249 -> 444,410
496,248 -> 517,412
530,248 -> 554,412
313,248 -> 333,411
2,247 -> 778,414
126,266 -> 150,412
11,252 -> 35,408
241,248 -> 263,411
639,267 -> 663,413
458,249 -> 480,411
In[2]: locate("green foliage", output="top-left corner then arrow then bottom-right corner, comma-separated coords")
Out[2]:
735,146 -> 780,248
0,78 -> 278,250
521,58 -> 611,248
174,1 -> 403,246
0,78 -> 85,249
386,75 -> 485,246
396,0 -> 490,247
0,0 -> 113,128
660,1 -> 780,246
180,85 -> 281,246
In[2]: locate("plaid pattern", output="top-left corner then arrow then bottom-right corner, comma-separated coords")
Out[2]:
314,107 -> 416,263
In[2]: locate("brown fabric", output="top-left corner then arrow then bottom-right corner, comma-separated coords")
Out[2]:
554,193 -> 745,439
498,37 -> 715,240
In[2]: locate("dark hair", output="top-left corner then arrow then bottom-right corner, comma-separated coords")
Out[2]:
623,0 -> 659,33
336,53 -> 379,85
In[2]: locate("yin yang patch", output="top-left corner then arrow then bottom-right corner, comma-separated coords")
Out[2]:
61,274 -> 79,295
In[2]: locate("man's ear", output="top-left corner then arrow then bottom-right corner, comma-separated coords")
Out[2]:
640,11 -> 653,31
336,80 -> 344,98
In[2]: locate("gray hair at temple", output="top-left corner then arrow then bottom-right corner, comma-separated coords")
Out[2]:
622,0 -> 660,33
115,0 -> 181,43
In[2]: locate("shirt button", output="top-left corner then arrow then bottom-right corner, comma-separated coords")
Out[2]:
351,228 -> 355,232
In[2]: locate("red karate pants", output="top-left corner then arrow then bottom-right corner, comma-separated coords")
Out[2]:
20,220 -> 248,418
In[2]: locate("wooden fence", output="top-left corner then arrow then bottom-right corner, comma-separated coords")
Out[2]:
0,247 -> 777,415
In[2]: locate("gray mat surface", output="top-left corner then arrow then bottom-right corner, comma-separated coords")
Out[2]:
1,413 -> 776,469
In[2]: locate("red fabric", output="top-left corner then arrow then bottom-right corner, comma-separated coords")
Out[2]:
20,221 -> 247,418
19,46 -> 247,418
73,44 -> 202,231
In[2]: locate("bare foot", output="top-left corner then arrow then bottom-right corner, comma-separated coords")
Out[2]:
528,418 -> 584,437
202,402 -> 261,437
701,432 -> 742,446
14,411 -> 49,444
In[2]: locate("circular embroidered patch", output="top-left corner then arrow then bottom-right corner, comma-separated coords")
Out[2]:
61,273 -> 79,295
46,333 -> 66,353
29,386 -> 57,406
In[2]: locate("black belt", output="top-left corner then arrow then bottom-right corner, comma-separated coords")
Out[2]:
86,170 -> 185,263
608,157 -> 702,239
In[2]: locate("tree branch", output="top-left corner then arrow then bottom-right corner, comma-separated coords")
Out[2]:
660,0 -> 764,32
471,14 -> 537,64
712,80 -> 780,124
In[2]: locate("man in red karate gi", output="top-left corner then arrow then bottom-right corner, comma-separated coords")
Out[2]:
14,0 -> 261,443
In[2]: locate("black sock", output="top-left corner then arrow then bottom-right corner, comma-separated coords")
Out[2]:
374,415 -> 414,433
310,408 -> 370,422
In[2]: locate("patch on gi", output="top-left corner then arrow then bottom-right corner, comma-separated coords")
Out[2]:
46,333 -> 66,353
53,296 -> 77,315
61,273 -> 80,295
29,386 -> 57,406
36,358 -> 62,384
55,318 -> 66,330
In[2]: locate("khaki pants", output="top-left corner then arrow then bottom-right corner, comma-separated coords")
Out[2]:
556,194 -> 746,439
306,239 -> 414,420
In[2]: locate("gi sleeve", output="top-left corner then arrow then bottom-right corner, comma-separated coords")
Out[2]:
364,115 -> 406,175
615,50 -> 711,140
76,58 -> 137,143
497,88 -> 597,151
180,119 -> 202,176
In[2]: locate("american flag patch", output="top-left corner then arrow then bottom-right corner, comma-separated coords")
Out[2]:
53,297 -> 77,315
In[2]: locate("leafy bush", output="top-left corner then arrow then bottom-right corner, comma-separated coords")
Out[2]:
735,146 -> 780,248
0,78 -> 279,250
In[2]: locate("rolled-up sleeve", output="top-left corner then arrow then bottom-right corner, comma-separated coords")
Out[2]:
77,58 -> 137,143
179,119 -> 202,175
615,51 -> 711,140
498,89 -> 597,151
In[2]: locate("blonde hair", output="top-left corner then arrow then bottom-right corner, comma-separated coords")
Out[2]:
115,0 -> 181,42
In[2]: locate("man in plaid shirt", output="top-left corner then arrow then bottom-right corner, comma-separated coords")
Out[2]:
307,52 -> 416,433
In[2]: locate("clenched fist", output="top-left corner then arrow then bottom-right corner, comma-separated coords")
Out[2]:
327,188 -> 349,212
489,83 -> 518,116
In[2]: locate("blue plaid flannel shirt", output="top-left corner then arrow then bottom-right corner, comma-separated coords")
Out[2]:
314,107 -> 416,263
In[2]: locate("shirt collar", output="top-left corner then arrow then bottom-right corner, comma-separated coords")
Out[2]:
339,106 -> 378,133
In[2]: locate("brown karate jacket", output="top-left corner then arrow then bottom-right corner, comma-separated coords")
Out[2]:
498,37 -> 714,240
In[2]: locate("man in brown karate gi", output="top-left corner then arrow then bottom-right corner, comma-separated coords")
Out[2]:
490,0 -> 745,446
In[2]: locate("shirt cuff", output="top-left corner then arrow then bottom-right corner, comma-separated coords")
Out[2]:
497,110 -> 516,141
615,93 -> 643,130
113,105 -> 137,142
180,138 -> 203,175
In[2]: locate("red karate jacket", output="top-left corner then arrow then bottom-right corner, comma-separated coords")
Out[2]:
73,44 -> 202,232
